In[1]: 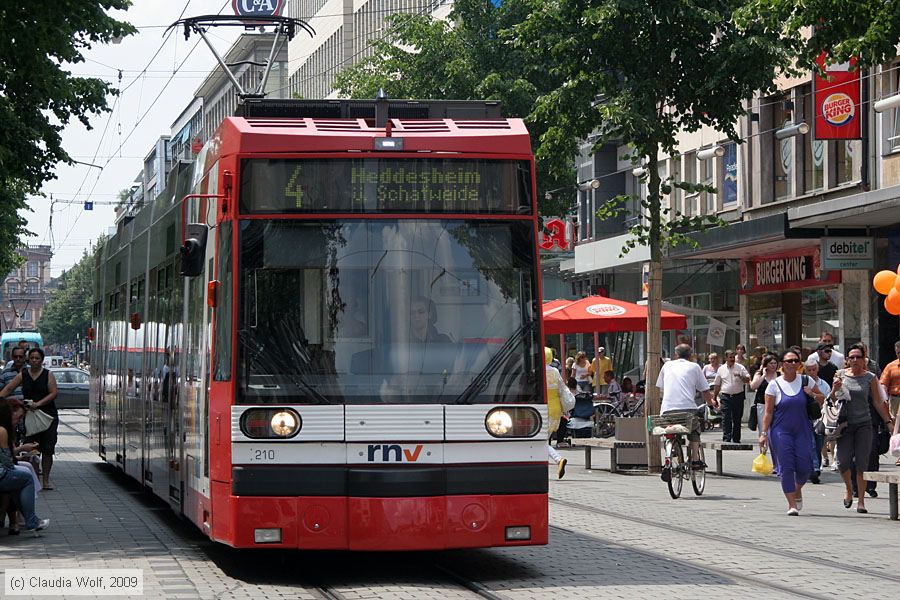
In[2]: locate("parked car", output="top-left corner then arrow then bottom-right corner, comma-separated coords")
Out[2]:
51,367 -> 89,409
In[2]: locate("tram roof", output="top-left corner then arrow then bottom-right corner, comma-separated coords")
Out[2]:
218,98 -> 533,156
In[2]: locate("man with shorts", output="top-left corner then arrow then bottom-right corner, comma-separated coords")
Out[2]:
656,344 -> 714,472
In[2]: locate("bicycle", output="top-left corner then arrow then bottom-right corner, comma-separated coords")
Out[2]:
594,393 -> 645,438
649,411 -> 706,499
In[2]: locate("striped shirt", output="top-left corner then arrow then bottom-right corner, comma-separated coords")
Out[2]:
0,366 -> 22,399
880,359 -> 900,396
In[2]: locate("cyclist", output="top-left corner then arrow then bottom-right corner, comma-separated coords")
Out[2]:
656,344 -> 715,472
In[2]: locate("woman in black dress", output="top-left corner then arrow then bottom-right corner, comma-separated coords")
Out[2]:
0,348 -> 58,490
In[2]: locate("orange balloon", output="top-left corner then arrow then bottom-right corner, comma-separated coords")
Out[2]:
890,288 -> 900,306
886,296 -> 900,316
874,270 -> 897,295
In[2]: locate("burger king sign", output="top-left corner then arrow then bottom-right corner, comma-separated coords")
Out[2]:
814,53 -> 860,139
822,92 -> 855,126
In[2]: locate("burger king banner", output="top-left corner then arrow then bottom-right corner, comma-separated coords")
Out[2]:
814,53 -> 861,140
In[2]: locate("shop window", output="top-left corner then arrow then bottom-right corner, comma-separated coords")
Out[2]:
773,95 -> 792,200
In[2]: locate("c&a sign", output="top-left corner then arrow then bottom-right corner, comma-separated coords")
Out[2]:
740,247 -> 840,294
232,0 -> 285,17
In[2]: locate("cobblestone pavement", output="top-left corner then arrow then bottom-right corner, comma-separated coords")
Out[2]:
1,411 -> 897,599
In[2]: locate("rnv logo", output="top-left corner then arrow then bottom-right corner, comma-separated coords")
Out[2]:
367,444 -> 424,462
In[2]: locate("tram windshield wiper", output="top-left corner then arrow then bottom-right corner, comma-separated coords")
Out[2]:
452,320 -> 536,405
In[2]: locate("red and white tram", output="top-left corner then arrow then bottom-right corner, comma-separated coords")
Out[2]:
90,99 -> 548,550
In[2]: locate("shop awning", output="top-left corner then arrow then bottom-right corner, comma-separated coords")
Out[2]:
542,296 -> 687,335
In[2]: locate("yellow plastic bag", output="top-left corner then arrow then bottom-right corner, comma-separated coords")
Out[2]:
751,449 -> 774,476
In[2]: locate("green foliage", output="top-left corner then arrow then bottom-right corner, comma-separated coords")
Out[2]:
39,240 -> 104,346
0,1 -> 134,275
332,0 -> 574,216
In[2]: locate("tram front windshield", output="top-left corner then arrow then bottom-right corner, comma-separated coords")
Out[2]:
237,219 -> 541,405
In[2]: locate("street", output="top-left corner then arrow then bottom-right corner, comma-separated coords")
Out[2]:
1,410 -> 896,600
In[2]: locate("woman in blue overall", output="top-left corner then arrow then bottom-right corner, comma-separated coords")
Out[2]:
760,349 -> 825,515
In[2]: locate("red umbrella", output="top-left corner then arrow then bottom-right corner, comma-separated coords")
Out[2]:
541,299 -> 574,317
542,296 -> 687,335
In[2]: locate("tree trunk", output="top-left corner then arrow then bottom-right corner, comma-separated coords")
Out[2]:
645,145 -> 663,472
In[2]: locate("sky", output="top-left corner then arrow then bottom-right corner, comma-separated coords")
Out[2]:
27,1 -> 245,276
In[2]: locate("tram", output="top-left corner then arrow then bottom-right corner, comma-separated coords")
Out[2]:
89,98 -> 548,550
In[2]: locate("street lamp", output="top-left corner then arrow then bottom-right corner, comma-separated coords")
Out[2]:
632,166 -> 647,177
874,93 -> 900,113
697,145 -> 725,160
577,179 -> 601,191
775,121 -> 810,139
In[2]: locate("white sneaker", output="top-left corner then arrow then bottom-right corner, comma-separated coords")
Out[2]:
830,463 -> 838,472
787,508 -> 799,516
796,498 -> 803,511
26,519 -> 49,535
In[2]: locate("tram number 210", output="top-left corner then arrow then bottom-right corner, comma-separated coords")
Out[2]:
249,448 -> 276,462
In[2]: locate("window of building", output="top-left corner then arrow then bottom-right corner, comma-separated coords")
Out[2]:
891,64 -> 900,151
7,282 -> 17,294
801,85 -> 824,193
834,140 -> 861,184
683,151 -> 698,217
773,95 -> 792,200
21,309 -> 32,322
25,282 -> 38,294
721,142 -> 738,205
26,261 -> 38,277
701,155 -> 715,214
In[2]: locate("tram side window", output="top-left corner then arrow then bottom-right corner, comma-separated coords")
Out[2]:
214,222 -> 233,380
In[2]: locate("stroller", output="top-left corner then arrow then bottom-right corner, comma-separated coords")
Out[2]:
567,391 -> 596,439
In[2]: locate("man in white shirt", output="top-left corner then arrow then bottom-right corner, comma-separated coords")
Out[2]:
818,331 -> 844,369
713,350 -> 751,443
656,344 -> 713,470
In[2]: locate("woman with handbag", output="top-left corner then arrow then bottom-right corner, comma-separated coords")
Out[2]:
760,349 -> 825,516
0,348 -> 58,490
545,348 -> 574,479
833,344 -> 894,514
0,400 -> 48,534
749,355 -> 778,433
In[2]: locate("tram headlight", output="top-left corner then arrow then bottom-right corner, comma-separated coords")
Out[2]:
485,407 -> 542,438
271,411 -> 299,437
241,408 -> 301,439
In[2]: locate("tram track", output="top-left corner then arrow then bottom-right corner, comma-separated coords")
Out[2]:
550,496 -> 900,585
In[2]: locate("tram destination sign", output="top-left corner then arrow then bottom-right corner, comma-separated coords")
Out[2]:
240,158 -> 532,214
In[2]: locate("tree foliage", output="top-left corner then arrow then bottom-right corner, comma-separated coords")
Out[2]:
333,0 -> 574,216
0,1 -> 134,275
39,241 -> 102,347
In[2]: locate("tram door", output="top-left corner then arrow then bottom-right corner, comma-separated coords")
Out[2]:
147,262 -> 174,501
124,276 -> 145,482
167,256 -> 185,509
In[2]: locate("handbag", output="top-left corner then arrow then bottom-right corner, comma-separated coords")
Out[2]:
747,403 -> 758,431
890,433 -> 900,458
802,376 -> 821,420
24,405 -> 54,436
875,427 -> 891,455
822,400 -> 846,441
559,382 -> 577,413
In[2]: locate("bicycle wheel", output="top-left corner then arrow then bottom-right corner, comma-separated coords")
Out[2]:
691,445 -> 706,496
667,440 -> 684,499
594,404 -> 617,438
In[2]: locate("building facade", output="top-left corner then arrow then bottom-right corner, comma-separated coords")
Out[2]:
0,245 -> 52,333
285,0 -> 452,99
559,61 -> 900,367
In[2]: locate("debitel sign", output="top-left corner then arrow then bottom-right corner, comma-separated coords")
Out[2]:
821,237 -> 874,270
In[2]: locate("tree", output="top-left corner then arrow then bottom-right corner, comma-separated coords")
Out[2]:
516,0 -> 900,468
39,241 -> 102,347
0,1 -> 134,275
333,0 -> 574,216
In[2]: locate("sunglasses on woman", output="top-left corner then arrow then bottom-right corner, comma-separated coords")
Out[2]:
782,358 -> 800,364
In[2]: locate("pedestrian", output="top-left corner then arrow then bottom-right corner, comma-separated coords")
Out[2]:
749,354 -> 778,433
760,349 -> 825,515
702,353 -> 720,384
573,351 -> 592,393
813,344 -> 839,387
565,356 -> 575,381
735,344 -> 748,367
818,331 -> 844,369
713,350 -> 750,443
803,357 -> 831,484
0,348 -> 59,490
0,400 -> 48,534
879,340 -> 900,466
545,348 -> 571,478
656,344 -> 714,474
833,344 -> 893,513
850,342 -> 890,499
590,347 -> 613,393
